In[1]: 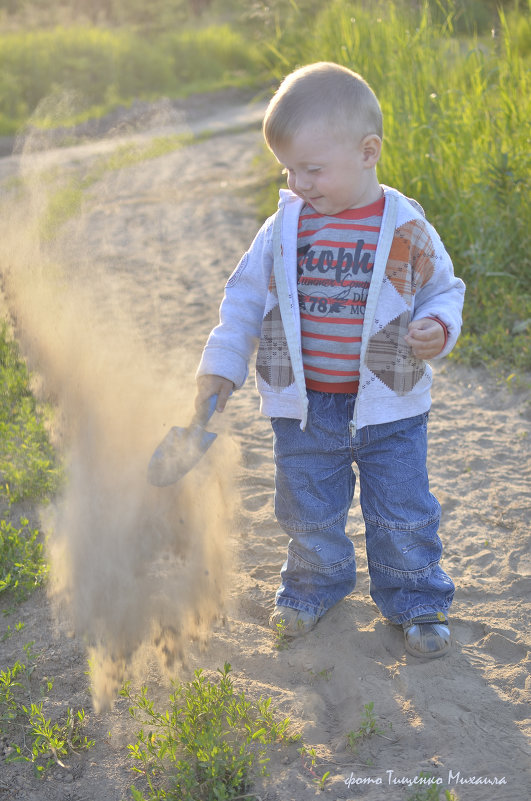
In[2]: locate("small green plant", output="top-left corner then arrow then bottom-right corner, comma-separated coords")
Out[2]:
0,518 -> 48,600
298,744 -> 316,767
306,666 -> 333,683
0,324 -> 60,603
123,662 -> 294,801
9,704 -> 93,773
298,745 -> 331,791
0,643 -> 94,775
346,702 -> 392,753
317,769 -> 331,790
406,772 -> 457,800
272,617 -> 290,650
0,323 -> 62,505
1,621 -> 25,642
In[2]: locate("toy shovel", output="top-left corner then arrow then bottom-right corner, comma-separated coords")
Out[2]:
147,395 -> 218,487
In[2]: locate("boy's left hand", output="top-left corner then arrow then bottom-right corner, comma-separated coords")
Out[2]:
405,318 -> 446,359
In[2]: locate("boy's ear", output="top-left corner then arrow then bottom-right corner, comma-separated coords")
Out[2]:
361,134 -> 382,167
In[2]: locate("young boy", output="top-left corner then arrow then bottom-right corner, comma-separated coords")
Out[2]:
195,62 -> 465,658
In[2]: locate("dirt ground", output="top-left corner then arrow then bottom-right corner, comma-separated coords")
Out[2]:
0,90 -> 529,801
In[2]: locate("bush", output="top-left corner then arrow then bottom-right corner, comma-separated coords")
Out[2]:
123,663 -> 295,801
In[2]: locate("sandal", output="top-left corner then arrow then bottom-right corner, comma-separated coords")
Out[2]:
403,613 -> 451,658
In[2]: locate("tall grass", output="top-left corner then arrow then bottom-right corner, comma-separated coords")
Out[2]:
261,0 -> 531,372
0,24 -> 263,135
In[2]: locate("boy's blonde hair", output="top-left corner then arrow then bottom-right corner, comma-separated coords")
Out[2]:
263,62 -> 383,151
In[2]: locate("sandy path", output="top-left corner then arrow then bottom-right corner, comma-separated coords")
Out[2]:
0,94 -> 529,801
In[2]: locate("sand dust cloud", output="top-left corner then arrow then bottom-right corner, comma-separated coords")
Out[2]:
0,106 -> 241,712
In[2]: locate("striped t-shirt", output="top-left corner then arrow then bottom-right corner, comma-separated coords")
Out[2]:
297,195 -> 384,392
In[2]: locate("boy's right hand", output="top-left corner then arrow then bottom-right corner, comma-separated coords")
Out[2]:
195,374 -> 234,413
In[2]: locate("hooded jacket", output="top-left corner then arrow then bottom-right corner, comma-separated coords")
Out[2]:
197,186 -> 465,433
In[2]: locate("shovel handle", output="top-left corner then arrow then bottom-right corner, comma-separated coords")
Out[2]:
191,393 -> 218,428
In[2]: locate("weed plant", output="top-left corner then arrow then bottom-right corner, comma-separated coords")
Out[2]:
0,642 -> 94,774
123,662 -> 296,801
1,620 -> 25,642
0,323 -> 61,505
346,701 -> 390,753
272,616 -> 290,650
344,701 -> 396,767
298,744 -> 331,791
0,324 -> 60,599
0,518 -> 48,599
406,772 -> 457,800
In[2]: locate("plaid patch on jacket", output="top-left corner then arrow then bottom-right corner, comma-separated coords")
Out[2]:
256,272 -> 294,390
363,218 -> 437,396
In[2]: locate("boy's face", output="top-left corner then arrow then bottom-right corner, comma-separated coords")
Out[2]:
272,123 -> 381,215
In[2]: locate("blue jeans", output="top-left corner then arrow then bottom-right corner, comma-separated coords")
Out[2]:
271,391 -> 454,625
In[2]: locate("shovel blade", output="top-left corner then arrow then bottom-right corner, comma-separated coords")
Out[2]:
147,424 -> 217,487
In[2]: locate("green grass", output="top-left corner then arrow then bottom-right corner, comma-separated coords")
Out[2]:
0,23 -> 264,136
